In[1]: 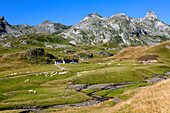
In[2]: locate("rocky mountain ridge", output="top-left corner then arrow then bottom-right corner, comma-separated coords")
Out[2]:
0,16 -> 70,38
60,11 -> 170,47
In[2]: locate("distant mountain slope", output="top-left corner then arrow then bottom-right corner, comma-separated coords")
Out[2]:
60,11 -> 170,46
0,16 -> 70,38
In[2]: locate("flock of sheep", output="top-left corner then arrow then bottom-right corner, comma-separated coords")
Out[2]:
26,71 -> 83,94
10,71 -> 30,76
9,69 -> 84,94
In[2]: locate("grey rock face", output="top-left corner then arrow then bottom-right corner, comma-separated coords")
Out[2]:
68,84 -> 87,91
0,17 -> 70,38
60,11 -> 170,46
1,42 -> 13,47
164,71 -> 170,76
21,40 -> 29,44
146,78 -> 164,83
0,16 -> 17,35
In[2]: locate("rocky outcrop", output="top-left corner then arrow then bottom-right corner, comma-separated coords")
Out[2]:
68,84 -> 87,91
23,48 -> 56,64
0,16 -> 17,35
1,42 -> 13,47
60,11 -> 170,46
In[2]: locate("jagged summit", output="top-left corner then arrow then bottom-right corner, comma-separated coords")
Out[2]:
87,12 -> 103,18
144,11 -> 158,20
110,13 -> 129,20
0,17 -> 70,37
0,11 -> 170,47
61,11 -> 170,46
0,16 -> 4,20
41,20 -> 51,24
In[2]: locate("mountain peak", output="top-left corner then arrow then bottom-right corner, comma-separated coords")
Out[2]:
0,16 -> 4,20
41,20 -> 51,24
111,13 -> 129,20
87,12 -> 102,18
145,11 -> 158,20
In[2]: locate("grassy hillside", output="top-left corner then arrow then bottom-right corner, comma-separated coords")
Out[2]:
0,40 -> 169,112
43,78 -> 170,113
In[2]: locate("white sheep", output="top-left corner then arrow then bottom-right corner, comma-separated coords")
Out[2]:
29,90 -> 33,93
62,68 -> 66,71
108,63 -> 111,65
24,79 -> 30,82
77,72 -> 82,76
34,91 -> 37,93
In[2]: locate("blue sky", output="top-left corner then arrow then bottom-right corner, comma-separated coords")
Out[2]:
1,0 -> 170,26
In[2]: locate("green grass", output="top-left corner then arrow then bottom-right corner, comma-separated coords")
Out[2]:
0,71 -> 91,109
81,88 -> 99,94
72,67 -> 145,85
0,86 -> 90,109
93,83 -> 152,98
0,40 -> 169,111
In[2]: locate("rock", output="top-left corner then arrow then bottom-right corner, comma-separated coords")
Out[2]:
152,74 -> 160,77
0,42 -> 5,46
164,71 -> 170,76
87,83 -> 114,90
45,44 -> 53,48
159,76 -> 168,79
24,48 -> 56,64
21,40 -> 29,44
97,51 -> 113,57
69,40 -> 76,45
51,101 -> 98,108
1,42 -> 13,47
146,78 -> 164,83
165,45 -> 170,49
112,98 -> 122,103
86,53 -> 93,58
64,50 -> 74,53
68,84 -> 87,91
60,11 -> 170,46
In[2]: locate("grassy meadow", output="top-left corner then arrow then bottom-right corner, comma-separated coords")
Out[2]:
0,39 -> 169,112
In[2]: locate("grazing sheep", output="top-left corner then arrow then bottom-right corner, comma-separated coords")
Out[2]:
59,71 -> 67,75
108,63 -> 111,65
24,79 -> 30,82
29,90 -> 33,93
77,72 -> 82,76
34,91 -> 37,93
62,68 -> 66,71
14,73 -> 17,75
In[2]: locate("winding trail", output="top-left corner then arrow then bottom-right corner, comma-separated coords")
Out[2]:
54,64 -> 66,70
